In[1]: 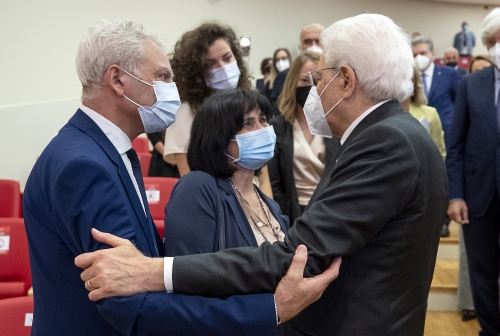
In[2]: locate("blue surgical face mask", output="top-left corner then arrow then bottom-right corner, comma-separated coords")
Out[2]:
226,126 -> 276,170
206,62 -> 241,90
122,69 -> 181,134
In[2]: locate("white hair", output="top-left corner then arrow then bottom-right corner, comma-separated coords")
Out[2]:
76,20 -> 168,100
481,8 -> 500,45
321,13 -> 413,102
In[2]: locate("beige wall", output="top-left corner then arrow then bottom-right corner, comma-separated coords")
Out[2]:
0,0 -> 494,186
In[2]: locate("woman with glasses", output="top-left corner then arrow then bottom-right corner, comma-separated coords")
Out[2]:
268,52 -> 340,225
164,89 -> 288,257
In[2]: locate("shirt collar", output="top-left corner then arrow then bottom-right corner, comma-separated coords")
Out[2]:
494,67 -> 500,82
340,100 -> 390,145
423,62 -> 435,77
80,105 -> 132,155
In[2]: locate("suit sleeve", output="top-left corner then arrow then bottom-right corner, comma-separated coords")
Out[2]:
450,70 -> 461,102
446,77 -> 469,200
172,125 -> 419,297
164,172 -> 218,256
53,158 -> 277,336
268,119 -> 287,213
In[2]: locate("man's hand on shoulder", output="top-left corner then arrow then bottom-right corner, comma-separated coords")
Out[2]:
75,228 -> 165,301
275,245 -> 341,323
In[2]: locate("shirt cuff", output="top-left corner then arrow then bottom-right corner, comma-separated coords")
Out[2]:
449,198 -> 464,203
164,257 -> 174,293
274,295 -> 281,326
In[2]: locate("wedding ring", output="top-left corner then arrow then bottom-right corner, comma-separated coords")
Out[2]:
87,279 -> 97,291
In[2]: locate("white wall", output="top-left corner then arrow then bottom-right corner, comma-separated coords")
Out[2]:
0,0 -> 494,187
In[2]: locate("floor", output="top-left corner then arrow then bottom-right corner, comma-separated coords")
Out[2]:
424,311 -> 481,336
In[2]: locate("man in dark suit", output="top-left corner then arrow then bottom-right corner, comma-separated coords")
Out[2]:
447,8 -> 500,336
23,19 -> 339,336
443,47 -> 468,78
76,14 -> 447,336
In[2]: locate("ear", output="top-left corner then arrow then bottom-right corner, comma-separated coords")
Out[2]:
105,65 -> 125,96
339,65 -> 356,99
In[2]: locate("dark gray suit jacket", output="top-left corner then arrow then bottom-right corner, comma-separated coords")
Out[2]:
172,100 -> 448,336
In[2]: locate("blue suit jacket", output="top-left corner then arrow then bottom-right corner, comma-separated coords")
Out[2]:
446,66 -> 500,217
427,65 -> 461,145
23,110 -> 277,336
164,171 -> 289,256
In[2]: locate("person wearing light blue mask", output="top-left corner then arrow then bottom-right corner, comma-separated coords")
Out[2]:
163,88 -> 289,272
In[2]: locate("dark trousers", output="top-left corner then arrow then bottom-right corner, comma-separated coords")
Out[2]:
463,191 -> 500,336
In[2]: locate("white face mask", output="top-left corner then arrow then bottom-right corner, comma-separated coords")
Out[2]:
206,61 -> 241,90
488,43 -> 500,66
275,59 -> 290,73
303,71 -> 343,138
306,45 -> 323,54
400,81 -> 414,102
415,55 -> 431,72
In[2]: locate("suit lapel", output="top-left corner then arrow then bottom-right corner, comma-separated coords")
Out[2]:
69,110 -> 158,257
478,67 -> 499,138
218,179 -> 257,246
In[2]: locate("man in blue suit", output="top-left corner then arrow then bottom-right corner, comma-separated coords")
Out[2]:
22,19 -> 340,336
447,8 -> 500,336
412,36 -> 461,147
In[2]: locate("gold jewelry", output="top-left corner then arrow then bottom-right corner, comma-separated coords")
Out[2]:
87,280 -> 96,291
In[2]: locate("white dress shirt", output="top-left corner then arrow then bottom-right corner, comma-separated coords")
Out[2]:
163,99 -> 391,292
80,105 -> 146,215
421,62 -> 435,94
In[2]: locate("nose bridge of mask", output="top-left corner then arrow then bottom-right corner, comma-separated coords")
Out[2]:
153,81 -> 180,102
210,62 -> 238,83
234,126 -> 276,159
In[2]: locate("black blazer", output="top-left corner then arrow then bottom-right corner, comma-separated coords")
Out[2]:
173,101 -> 448,336
269,115 -> 340,224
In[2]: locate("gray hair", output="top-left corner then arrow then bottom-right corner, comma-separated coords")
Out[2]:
76,20 -> 168,100
411,36 -> 434,52
481,8 -> 500,45
321,13 -> 414,102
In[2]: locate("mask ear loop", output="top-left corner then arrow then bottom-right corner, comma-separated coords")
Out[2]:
226,138 -> 239,162
319,71 -> 340,97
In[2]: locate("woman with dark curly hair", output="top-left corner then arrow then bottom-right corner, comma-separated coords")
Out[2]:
163,22 -> 251,176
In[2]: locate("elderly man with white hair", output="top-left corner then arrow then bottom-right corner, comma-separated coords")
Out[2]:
22,19 -> 340,336
447,8 -> 500,336
76,14 -> 447,336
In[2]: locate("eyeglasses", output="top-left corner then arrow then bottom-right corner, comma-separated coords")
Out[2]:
308,67 -> 336,86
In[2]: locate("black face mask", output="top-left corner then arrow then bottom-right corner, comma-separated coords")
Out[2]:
446,62 -> 458,68
296,86 -> 312,108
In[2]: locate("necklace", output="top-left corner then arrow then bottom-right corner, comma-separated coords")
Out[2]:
229,179 -> 281,242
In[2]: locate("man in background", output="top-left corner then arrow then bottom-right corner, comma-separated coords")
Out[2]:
443,47 -> 467,78
453,21 -> 476,56
412,36 -> 460,238
447,8 -> 500,336
271,23 -> 325,103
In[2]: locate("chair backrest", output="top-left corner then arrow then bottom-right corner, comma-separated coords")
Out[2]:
0,179 -> 22,218
132,136 -> 150,153
154,219 -> 164,239
0,218 -> 31,289
143,177 -> 179,220
0,296 -> 34,336
137,152 -> 152,177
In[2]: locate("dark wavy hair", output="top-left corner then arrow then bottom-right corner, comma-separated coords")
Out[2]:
170,22 -> 252,113
187,89 -> 273,178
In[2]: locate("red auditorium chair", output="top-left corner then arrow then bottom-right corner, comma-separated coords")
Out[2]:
0,296 -> 34,336
132,136 -> 150,153
137,152 -> 152,177
143,177 -> 179,236
0,179 -> 22,218
0,218 -> 31,300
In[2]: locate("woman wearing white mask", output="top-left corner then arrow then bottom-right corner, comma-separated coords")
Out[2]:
400,66 -> 446,159
268,52 -> 340,225
264,48 -> 292,100
164,23 -> 251,175
164,89 -> 288,258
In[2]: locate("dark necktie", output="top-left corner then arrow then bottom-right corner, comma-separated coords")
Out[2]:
126,148 -> 158,254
